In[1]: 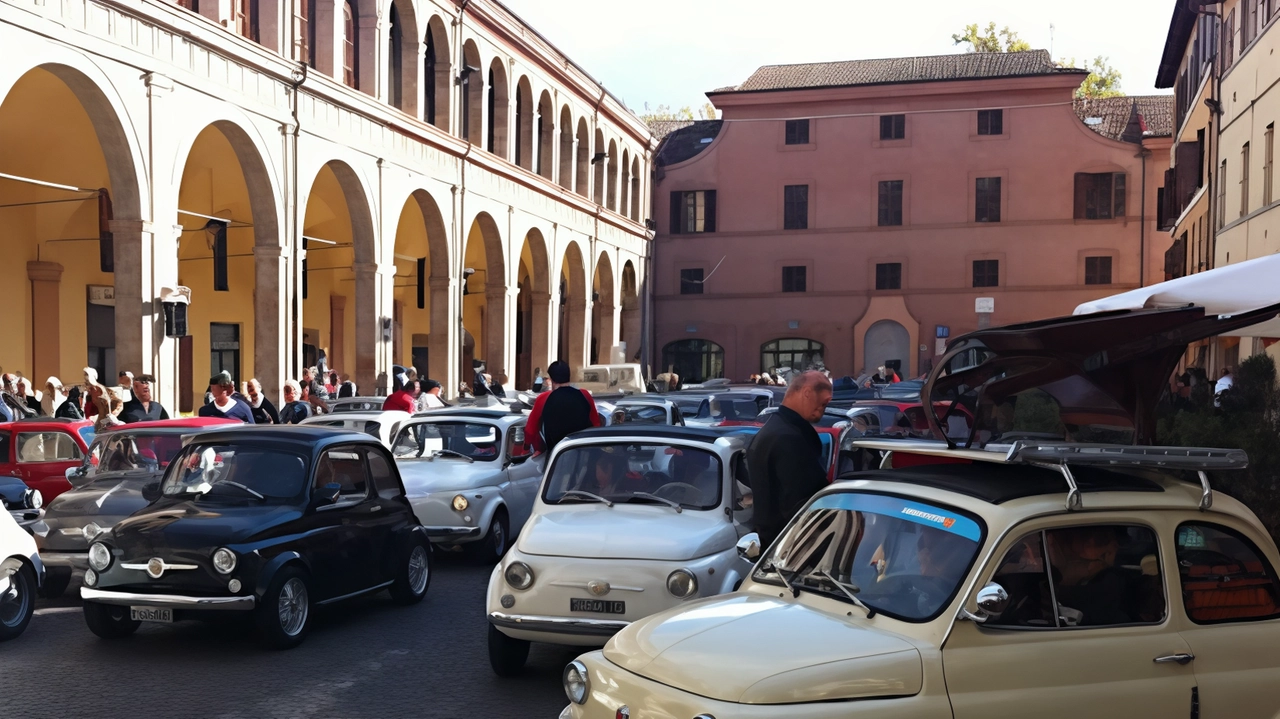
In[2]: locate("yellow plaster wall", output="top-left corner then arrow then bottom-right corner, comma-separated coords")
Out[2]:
462,222 -> 488,361
302,165 -> 356,377
391,198 -> 433,368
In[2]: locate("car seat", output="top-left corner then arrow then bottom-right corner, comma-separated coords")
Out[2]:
1182,559 -> 1279,621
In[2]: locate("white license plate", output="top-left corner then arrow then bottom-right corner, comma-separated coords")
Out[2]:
130,607 -> 173,623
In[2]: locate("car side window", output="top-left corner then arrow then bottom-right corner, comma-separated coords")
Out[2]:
313,447 -> 370,501
363,448 -> 401,500
17,432 -> 82,462
1176,523 -> 1280,623
985,524 -> 1165,629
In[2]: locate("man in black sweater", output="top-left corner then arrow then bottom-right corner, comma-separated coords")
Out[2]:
526,361 -> 601,456
747,370 -> 833,550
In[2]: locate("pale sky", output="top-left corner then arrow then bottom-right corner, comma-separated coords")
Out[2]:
502,0 -> 1176,114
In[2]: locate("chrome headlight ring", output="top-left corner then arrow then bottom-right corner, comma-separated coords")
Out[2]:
666,568 -> 698,599
563,660 -> 590,705
212,547 -> 237,575
88,542 -> 112,572
504,561 -> 534,590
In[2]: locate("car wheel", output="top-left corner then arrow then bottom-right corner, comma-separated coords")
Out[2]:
39,567 -> 72,600
255,567 -> 311,650
389,539 -> 431,605
467,509 -> 508,564
0,564 -> 36,641
82,601 -> 140,639
487,622 -> 530,677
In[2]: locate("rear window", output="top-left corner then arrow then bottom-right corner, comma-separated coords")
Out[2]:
391,421 -> 500,461
1176,523 -> 1280,624
543,442 -> 722,511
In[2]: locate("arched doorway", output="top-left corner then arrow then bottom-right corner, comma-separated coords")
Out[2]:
515,76 -> 533,170
592,128 -> 605,205
486,58 -> 509,157
761,338 -> 825,375
462,212 -> 506,388
575,118 -> 590,197
606,139 -> 619,211
391,189 -> 450,387
461,40 -> 483,143
591,252 -> 615,364
629,156 -> 641,222
386,0 -> 418,115
516,229 -> 550,390
0,64 -> 142,397
864,320 -> 910,376
537,90 -> 554,180
661,339 -> 724,384
424,15 -> 450,129
558,241 -> 587,371
620,261 -> 640,363
558,106 -> 573,190
619,149 -> 630,218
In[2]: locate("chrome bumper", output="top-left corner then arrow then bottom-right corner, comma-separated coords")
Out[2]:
40,552 -> 89,569
424,525 -> 482,539
489,611 -> 629,637
81,587 -> 256,611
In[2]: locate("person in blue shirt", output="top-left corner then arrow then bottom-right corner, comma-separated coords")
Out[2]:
197,371 -> 255,423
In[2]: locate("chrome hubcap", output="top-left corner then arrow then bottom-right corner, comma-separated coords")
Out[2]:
277,578 -> 308,636
407,545 -> 429,594
0,569 -> 28,627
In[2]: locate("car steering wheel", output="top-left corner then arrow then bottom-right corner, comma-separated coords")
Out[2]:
654,482 -> 702,505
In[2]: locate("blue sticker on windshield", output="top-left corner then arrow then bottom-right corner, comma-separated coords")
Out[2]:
809,493 -> 982,542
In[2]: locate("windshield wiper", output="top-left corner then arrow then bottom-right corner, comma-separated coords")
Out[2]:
628,491 -> 682,513
559,490 -> 614,507
428,449 -> 474,463
760,562 -> 799,598
813,569 -> 876,618
210,481 -> 265,501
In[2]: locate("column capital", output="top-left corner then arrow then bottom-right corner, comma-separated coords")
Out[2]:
353,261 -> 395,276
108,219 -> 159,236
27,261 -> 64,283
253,244 -> 289,260
330,294 -> 347,310
429,277 -> 454,291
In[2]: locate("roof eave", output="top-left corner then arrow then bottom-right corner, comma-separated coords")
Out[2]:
707,69 -> 1088,98
1155,1 -> 1214,88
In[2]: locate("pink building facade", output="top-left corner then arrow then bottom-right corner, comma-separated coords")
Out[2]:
652,51 -> 1173,383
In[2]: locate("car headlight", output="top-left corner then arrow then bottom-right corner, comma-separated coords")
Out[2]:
212,548 -> 237,575
451,494 -> 469,511
88,542 -> 112,571
82,522 -> 103,541
666,568 -> 698,598
504,561 -> 534,590
563,660 -> 590,705
25,489 -> 42,510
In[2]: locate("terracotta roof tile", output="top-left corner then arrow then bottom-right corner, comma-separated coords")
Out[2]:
1074,96 -> 1175,142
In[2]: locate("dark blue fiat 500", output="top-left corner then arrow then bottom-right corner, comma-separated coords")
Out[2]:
80,426 -> 431,649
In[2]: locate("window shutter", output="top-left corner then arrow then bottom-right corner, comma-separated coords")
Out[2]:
211,221 -> 229,292
670,191 -> 682,234
97,189 -> 114,273
1073,173 -> 1089,219
1175,140 -> 1201,208
704,191 -> 717,233
416,257 -> 426,309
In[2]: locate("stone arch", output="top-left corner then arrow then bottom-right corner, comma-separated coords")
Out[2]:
424,14 -> 451,129
391,188 -> 452,388
486,57 -> 509,158
516,227 -> 552,390
462,211 -> 509,387
558,105 -> 574,190
575,117 -> 590,196
620,260 -> 641,363
629,156 -> 642,222
386,0 -> 419,115
592,128 -> 605,205
537,90 -> 554,180
863,320 -> 910,377
558,240 -> 588,370
620,148 -> 631,219
606,138 -> 619,211
591,250 -> 617,364
515,75 -> 533,170
461,40 -> 484,143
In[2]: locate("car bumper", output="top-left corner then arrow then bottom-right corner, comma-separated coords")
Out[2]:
423,525 -> 482,539
40,551 -> 89,570
488,610 -> 629,638
80,587 -> 256,611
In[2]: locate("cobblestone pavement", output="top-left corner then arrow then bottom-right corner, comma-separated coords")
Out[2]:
1,557 -> 576,719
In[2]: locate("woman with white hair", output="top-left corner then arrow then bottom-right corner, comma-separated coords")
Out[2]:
42,377 -> 65,417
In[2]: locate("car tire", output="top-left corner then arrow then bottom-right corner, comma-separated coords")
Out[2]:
82,600 -> 140,639
389,538 -> 431,605
0,564 -> 36,641
39,567 -> 72,600
255,566 -> 311,650
467,509 -> 508,564
487,622 -> 530,677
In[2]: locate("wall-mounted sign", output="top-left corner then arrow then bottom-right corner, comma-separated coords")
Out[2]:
975,297 -> 995,314
935,325 -> 950,338
685,325 -> 697,333
88,285 -> 115,307
788,320 -> 800,330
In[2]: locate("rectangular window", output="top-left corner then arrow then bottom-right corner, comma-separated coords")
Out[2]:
879,114 -> 905,140
1073,173 -> 1127,219
1224,9 -> 1236,70
877,180 -> 904,226
785,119 -> 810,145
668,190 -> 716,234
972,259 -> 999,288
977,109 -> 1004,135
1084,256 -> 1113,285
1218,159 -> 1228,227
1176,522 -> 1280,623
784,184 -> 809,230
209,322 -> 241,385
781,265 -> 806,293
1242,142 -> 1251,217
296,0 -> 310,64
875,262 -> 902,290
1265,124 -> 1274,204
680,268 -> 704,295
975,177 -> 1001,222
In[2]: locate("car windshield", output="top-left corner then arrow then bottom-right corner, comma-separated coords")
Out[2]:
78,426 -> 95,445
543,442 -> 722,510
161,444 -> 308,500
615,404 -> 670,424
671,397 -> 707,419
332,400 -> 382,413
709,395 -> 766,422
306,418 -> 383,440
390,421 -> 500,461
93,433 -> 187,473
754,492 -> 983,621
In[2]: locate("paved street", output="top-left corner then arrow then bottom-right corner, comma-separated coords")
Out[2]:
2,557 -> 574,719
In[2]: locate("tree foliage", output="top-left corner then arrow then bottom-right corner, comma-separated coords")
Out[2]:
952,22 -> 1031,53
1063,56 -> 1124,99
639,102 -> 718,124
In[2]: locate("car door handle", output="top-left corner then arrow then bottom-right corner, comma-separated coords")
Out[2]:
1154,653 -> 1195,665
368,505 -> 382,513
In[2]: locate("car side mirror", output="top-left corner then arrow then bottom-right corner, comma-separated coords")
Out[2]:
66,464 -> 92,488
736,532 -> 761,561
314,483 -> 342,507
960,581 -> 1010,624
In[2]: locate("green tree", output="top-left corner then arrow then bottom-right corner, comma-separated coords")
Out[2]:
697,102 -> 718,120
638,103 -> 695,123
952,22 -> 1031,53
1064,56 -> 1124,99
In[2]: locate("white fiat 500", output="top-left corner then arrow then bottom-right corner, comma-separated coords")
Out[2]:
393,408 -> 538,562
0,504 -> 42,641
486,425 -> 755,676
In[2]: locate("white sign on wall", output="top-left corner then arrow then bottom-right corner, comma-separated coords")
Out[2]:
975,297 -> 995,314
88,285 -> 115,307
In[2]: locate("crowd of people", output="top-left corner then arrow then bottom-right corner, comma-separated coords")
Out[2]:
0,368 -> 172,432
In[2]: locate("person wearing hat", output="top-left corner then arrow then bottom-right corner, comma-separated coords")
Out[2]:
525,360 -> 602,456
122,374 -> 169,422
418,379 -> 446,410
198,371 -> 255,423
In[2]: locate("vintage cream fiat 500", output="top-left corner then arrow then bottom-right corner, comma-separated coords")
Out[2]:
487,425 -> 755,676
559,301 -> 1280,719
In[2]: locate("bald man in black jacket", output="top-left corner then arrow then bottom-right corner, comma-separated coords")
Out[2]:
747,371 -> 833,550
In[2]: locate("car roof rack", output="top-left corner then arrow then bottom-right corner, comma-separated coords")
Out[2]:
849,438 -> 1247,512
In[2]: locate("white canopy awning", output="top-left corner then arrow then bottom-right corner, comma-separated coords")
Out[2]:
1073,253 -> 1280,337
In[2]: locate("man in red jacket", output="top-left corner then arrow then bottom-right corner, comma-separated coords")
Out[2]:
526,361 -> 601,456
383,377 -> 416,413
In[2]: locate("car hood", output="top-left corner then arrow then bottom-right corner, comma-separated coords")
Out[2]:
605,594 -> 922,704
110,499 -> 301,550
517,504 -> 736,561
44,474 -> 158,522
397,459 -> 504,493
